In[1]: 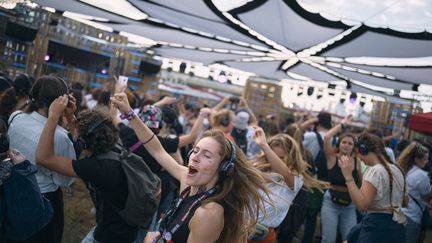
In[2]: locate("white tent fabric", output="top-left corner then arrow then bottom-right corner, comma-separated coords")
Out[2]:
30,0 -> 432,101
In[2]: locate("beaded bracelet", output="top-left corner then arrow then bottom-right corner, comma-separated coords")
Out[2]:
120,109 -> 136,120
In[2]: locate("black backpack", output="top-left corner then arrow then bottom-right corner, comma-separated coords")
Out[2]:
314,132 -> 328,181
97,144 -> 161,228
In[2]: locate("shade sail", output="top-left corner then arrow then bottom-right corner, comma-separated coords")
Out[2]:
409,112 -> 432,133
30,0 -> 432,100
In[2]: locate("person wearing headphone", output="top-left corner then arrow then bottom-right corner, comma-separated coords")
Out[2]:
110,93 -> 270,243
7,75 -> 75,243
320,115 -> 362,243
339,132 -> 407,243
36,97 -> 140,243
0,73 -> 34,124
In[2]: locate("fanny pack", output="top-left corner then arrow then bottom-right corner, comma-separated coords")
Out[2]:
329,189 -> 351,206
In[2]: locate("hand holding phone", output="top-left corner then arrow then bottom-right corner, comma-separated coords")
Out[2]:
117,75 -> 128,92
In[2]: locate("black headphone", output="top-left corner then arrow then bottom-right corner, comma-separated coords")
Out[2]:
187,139 -> 237,179
356,133 -> 370,156
220,112 -> 231,127
358,143 -> 369,156
55,75 -> 70,94
0,119 -> 9,160
219,140 -> 237,178
78,118 -> 109,150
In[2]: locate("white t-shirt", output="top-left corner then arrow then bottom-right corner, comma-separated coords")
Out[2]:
364,163 -> 405,209
402,166 -> 431,224
303,131 -> 326,160
258,174 -> 303,228
8,111 -> 76,193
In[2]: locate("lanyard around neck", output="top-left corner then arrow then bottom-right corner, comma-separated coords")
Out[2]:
158,186 -> 217,242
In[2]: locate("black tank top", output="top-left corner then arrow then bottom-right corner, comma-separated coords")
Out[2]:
158,187 -> 217,243
327,157 -> 359,186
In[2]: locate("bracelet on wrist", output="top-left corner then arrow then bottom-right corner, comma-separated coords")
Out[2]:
345,178 -> 354,184
120,109 -> 136,120
199,111 -> 209,118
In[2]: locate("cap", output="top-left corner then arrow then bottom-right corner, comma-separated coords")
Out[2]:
138,105 -> 163,129
235,111 -> 250,130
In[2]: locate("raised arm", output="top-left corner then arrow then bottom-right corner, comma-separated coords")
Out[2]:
111,93 -> 187,181
36,95 -> 77,177
178,108 -> 211,148
212,96 -> 230,111
239,97 -> 257,126
253,126 -> 294,187
300,117 -> 318,131
153,96 -> 178,107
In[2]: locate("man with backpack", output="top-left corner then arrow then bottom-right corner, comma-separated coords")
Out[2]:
301,112 -> 332,243
35,95 -> 160,243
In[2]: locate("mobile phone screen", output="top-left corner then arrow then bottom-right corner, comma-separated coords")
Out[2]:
118,75 -> 128,92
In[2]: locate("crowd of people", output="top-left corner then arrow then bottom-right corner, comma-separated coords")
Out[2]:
0,73 -> 431,243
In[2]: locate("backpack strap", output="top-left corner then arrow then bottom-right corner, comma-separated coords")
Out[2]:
408,193 -> 424,212
315,132 -> 324,150
7,112 -> 24,127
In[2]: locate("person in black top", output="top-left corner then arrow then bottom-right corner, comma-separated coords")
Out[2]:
321,114 -> 362,243
35,95 -> 138,243
110,93 -> 271,243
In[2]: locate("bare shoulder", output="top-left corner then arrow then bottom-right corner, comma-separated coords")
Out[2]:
194,202 -> 224,221
188,202 -> 224,242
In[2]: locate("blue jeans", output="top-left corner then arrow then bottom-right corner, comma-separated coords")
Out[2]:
405,216 -> 421,243
347,213 -> 405,243
320,190 -> 357,243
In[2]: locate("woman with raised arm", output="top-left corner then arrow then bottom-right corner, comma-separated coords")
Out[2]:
251,127 -> 327,243
398,142 -> 431,243
339,133 -> 407,243
320,115 -> 362,243
110,93 -> 270,243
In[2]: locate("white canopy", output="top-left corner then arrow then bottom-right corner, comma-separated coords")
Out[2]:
31,0 -> 432,101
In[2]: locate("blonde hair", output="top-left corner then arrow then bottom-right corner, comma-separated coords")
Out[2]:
397,142 -> 429,174
211,109 -> 234,128
199,130 -> 270,243
285,123 -> 313,163
254,133 -> 327,192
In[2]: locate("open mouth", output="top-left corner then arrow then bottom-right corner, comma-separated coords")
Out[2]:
188,165 -> 198,176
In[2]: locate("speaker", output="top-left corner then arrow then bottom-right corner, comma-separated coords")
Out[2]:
139,59 -> 162,75
179,62 -> 187,73
5,21 -> 38,42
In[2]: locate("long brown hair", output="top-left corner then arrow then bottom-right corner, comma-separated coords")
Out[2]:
254,133 -> 327,192
199,130 -> 270,243
358,132 -> 407,206
397,142 -> 429,174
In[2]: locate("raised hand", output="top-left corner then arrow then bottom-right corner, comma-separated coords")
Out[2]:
338,155 -> 354,179
64,94 -> 77,120
110,93 -> 131,114
49,95 -> 68,121
252,126 -> 266,147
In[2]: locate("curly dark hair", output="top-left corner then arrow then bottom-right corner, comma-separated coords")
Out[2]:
76,109 -> 119,155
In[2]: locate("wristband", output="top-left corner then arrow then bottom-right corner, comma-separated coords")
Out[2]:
345,178 -> 354,184
199,111 -> 209,118
120,109 -> 136,120
340,123 -> 346,131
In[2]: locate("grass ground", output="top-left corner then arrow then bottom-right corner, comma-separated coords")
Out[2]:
62,179 -> 95,243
